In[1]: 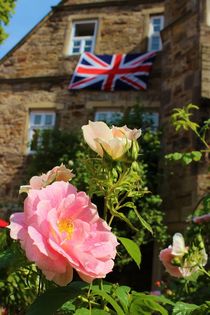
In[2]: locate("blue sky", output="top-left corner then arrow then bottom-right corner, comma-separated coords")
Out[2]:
0,0 -> 61,59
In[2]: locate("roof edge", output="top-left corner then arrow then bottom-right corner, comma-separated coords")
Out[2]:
53,0 -> 165,11
0,0 -> 64,65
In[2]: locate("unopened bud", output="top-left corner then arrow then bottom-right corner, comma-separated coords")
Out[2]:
112,168 -> 118,179
130,140 -> 139,161
131,161 -> 141,172
196,235 -> 205,250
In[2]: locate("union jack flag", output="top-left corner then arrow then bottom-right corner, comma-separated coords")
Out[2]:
69,52 -> 156,91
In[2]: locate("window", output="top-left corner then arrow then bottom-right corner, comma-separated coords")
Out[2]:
94,111 -> 123,124
142,112 -> 159,131
28,111 -> 56,152
69,20 -> 98,55
148,16 -> 164,51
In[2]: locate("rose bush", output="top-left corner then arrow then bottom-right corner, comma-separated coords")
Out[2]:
9,181 -> 118,286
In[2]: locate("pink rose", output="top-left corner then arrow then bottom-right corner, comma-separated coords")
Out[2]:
9,181 -> 118,286
159,247 -> 183,278
19,164 -> 74,194
160,233 -> 207,278
82,121 -> 141,160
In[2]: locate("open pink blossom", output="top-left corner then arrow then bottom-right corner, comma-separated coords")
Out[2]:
82,121 -> 141,160
9,181 -> 118,286
19,164 -> 74,194
160,233 -> 207,278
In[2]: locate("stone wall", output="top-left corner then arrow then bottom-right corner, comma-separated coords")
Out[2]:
160,0 -> 201,232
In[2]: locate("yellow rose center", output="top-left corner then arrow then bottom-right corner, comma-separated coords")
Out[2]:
58,218 -> 74,240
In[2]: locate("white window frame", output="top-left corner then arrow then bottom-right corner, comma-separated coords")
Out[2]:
207,0 -> 210,26
94,111 -> 123,124
28,111 -> 56,153
148,15 -> 164,51
69,20 -> 98,55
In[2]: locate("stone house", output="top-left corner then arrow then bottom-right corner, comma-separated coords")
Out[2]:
0,0 -> 165,203
0,0 -> 209,286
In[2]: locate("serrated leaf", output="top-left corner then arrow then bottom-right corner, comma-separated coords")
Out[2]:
172,302 -> 198,315
118,237 -> 141,268
26,281 -> 87,315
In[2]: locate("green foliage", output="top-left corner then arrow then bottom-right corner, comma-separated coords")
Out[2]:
27,128 -> 80,179
26,281 -> 175,315
0,0 -> 16,44
172,302 -> 198,315
0,230 -> 39,314
165,151 -> 202,165
171,103 -> 210,151
26,281 -> 87,315
171,104 -> 199,133
118,237 -> 141,268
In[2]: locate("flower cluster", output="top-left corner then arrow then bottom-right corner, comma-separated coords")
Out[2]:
82,121 -> 141,160
159,233 -> 207,278
9,121 -> 142,287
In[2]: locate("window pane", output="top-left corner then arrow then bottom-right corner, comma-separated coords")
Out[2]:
72,47 -> 80,54
45,115 -> 53,126
153,18 -> 161,25
85,40 -> 93,46
151,36 -> 160,50
84,46 -> 92,52
34,115 -> 42,125
75,22 -> 96,37
73,40 -> 81,47
154,25 -> 161,32
95,111 -> 123,124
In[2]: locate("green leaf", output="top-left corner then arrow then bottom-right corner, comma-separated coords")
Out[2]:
92,288 -> 125,315
191,151 -> 202,161
118,237 -> 141,268
115,285 -> 131,312
128,294 -> 168,315
74,308 -> 89,315
133,208 -> 153,234
91,310 -> 110,315
172,302 -> 199,315
191,302 -> 210,315
172,152 -> 183,161
26,281 -> 87,315
182,154 -> 193,165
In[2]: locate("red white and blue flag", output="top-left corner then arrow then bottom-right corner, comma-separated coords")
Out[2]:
69,52 -> 156,91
